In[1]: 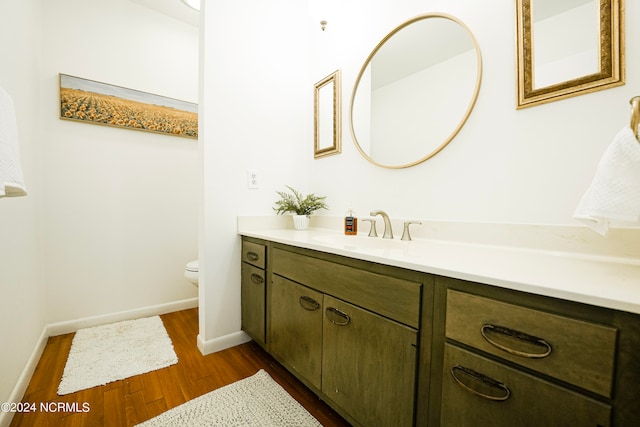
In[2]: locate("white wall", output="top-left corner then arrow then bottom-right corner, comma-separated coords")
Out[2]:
0,0 -> 46,414
1,1 -> 199,419
306,0 -> 640,225
40,0 -> 200,323
199,0 -> 310,350
235,0 -> 639,225
200,0 -> 640,349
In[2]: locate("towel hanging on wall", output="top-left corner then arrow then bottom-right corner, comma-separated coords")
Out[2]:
0,85 -> 27,198
573,126 -> 640,236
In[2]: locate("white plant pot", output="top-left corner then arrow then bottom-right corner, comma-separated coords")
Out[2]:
292,215 -> 310,230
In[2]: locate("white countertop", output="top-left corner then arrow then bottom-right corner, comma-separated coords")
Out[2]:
238,217 -> 640,316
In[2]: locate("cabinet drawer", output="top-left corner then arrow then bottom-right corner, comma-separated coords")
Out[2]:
242,240 -> 266,269
272,247 -> 421,328
441,343 -> 611,427
445,290 -> 617,397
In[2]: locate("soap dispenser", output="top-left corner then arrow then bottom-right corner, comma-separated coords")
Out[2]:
344,209 -> 358,235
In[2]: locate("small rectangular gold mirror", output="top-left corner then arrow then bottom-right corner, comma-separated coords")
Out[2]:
516,0 -> 624,109
314,70 -> 341,158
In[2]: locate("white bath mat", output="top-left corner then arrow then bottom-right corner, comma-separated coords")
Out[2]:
135,369 -> 322,427
58,316 -> 178,395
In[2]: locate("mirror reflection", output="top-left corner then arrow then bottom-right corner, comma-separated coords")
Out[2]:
350,13 -> 482,169
532,0 -> 599,88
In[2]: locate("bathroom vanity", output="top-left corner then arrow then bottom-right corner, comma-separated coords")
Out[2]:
239,221 -> 640,427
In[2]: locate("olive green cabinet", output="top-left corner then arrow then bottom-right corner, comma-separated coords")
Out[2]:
269,277 -> 418,426
322,295 -> 417,427
240,240 -> 266,345
440,344 -> 611,427
440,288 -> 617,426
270,275 -> 323,389
435,278 -> 640,427
269,244 -> 422,427
241,237 -> 640,427
444,289 -> 617,397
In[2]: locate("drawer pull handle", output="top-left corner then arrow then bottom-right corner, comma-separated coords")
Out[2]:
326,307 -> 351,326
246,251 -> 260,262
481,324 -> 552,359
299,296 -> 320,311
250,273 -> 264,285
451,365 -> 511,401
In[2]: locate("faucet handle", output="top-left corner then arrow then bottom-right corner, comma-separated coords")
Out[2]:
401,221 -> 422,241
370,210 -> 393,239
362,218 -> 378,237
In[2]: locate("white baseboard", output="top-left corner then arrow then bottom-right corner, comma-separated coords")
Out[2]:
197,330 -> 252,355
47,297 -> 199,337
1,297 -> 200,427
0,327 -> 49,427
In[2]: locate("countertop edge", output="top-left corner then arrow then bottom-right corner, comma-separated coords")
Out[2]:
238,226 -> 640,316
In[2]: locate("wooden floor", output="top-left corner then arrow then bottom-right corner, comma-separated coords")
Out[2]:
10,308 -> 351,426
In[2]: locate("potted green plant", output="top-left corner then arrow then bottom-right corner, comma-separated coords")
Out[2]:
273,185 -> 328,230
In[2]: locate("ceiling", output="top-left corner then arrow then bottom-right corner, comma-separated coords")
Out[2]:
129,0 -> 199,27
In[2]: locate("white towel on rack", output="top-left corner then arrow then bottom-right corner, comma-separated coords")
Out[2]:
0,85 -> 27,198
573,126 -> 640,236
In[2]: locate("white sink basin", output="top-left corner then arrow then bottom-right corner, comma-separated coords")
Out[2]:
312,234 -> 401,248
309,232 -> 514,265
312,234 -> 374,245
310,233 -> 434,259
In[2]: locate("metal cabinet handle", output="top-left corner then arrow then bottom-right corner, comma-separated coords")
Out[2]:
481,324 -> 552,358
326,307 -> 351,326
299,296 -> 320,311
246,251 -> 260,262
451,365 -> 511,401
250,273 -> 264,285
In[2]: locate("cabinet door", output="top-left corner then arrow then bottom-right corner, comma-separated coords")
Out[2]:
441,343 -> 611,427
270,275 -> 323,389
241,262 -> 265,345
322,295 -> 418,427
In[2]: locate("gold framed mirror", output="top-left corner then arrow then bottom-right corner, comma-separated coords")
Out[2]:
349,13 -> 482,169
314,70 -> 342,159
516,0 -> 624,109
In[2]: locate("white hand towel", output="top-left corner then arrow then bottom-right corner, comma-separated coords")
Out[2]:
573,126 -> 640,236
0,85 -> 27,198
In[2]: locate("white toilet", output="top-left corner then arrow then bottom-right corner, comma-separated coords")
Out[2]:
184,260 -> 199,287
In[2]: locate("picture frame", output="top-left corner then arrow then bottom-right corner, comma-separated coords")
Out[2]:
314,70 -> 342,158
59,73 -> 198,139
515,0 -> 624,109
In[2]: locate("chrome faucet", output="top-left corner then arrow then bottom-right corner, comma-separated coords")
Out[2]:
370,210 -> 393,239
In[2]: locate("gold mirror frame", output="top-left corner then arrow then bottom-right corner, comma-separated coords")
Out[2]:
349,13 -> 483,169
314,70 -> 342,159
516,0 -> 624,109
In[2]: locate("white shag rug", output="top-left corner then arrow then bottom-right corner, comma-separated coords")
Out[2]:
58,316 -> 178,395
135,370 -> 323,427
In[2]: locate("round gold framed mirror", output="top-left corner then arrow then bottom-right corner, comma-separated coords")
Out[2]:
350,13 -> 483,169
